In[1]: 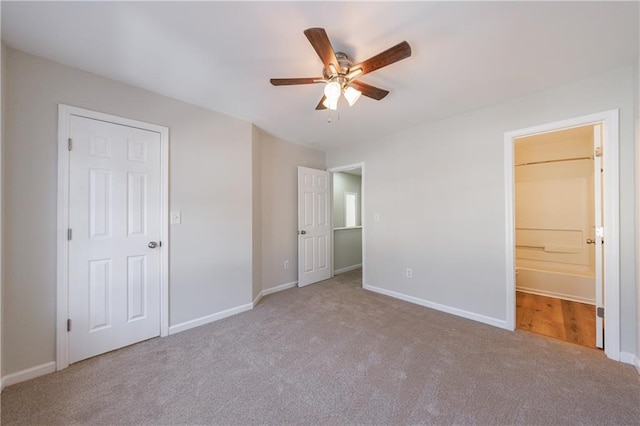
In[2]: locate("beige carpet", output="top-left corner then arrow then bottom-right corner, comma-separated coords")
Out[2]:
2,269 -> 639,425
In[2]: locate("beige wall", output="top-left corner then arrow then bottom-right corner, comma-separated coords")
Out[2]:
2,47 -> 254,376
251,125 -> 262,303
327,66 -> 637,356
636,8 -> 640,371
258,129 -> 325,291
0,40 -> 5,388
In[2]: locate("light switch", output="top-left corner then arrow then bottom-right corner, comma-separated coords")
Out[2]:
170,211 -> 182,224
373,213 -> 380,222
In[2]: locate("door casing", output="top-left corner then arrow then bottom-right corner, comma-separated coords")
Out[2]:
504,110 -> 620,361
56,104 -> 169,370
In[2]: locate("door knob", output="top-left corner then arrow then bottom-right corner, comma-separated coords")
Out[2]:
148,241 -> 158,249
586,239 -> 596,245
300,230 -> 306,235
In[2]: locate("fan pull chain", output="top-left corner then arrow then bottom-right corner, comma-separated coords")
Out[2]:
326,109 -> 341,124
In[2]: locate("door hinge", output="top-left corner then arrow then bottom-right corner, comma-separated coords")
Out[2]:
67,228 -> 72,241
68,138 -> 73,151
159,241 -> 162,247
594,146 -> 602,157
597,307 -> 604,318
67,318 -> 72,332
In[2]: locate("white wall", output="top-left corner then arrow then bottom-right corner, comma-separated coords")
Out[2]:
258,129 -> 325,291
2,47 -> 254,376
327,66 -> 637,355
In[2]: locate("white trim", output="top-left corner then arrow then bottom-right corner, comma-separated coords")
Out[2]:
516,287 -> 595,305
504,110 -> 621,362
262,281 -> 298,296
254,281 -> 299,307
169,303 -> 253,335
252,292 -> 263,308
2,362 -> 56,388
328,162 -> 366,286
619,352 -> 636,366
634,356 -> 640,375
334,263 -> 363,275
333,226 -> 363,231
56,105 -> 170,370
364,284 -> 508,329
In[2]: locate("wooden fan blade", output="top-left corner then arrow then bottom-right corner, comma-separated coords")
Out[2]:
350,80 -> 389,100
315,95 -> 327,110
304,28 -> 339,73
352,41 -> 411,77
270,78 -> 324,86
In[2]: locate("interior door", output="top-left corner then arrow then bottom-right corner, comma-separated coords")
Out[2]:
298,166 -> 331,287
593,124 -> 604,349
68,115 -> 162,363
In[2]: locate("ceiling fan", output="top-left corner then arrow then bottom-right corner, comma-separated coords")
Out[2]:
270,28 -> 411,111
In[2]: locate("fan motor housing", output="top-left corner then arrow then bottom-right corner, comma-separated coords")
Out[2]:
322,52 -> 353,80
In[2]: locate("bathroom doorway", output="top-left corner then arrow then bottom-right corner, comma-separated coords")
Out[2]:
512,124 -> 602,348
513,124 -> 602,349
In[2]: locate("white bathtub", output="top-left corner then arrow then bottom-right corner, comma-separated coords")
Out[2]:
516,267 -> 595,305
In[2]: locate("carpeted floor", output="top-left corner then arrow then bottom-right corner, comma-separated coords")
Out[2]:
2,269 -> 639,425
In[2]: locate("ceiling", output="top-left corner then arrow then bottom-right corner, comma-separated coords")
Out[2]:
2,2 -> 638,151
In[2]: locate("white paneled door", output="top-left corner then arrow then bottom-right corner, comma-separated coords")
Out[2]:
68,115 -> 162,363
297,166 -> 331,287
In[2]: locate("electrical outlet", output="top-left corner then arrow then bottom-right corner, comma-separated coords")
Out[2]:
406,268 -> 413,278
284,260 -> 289,270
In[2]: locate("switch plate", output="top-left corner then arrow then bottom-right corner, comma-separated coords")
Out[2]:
170,211 -> 182,224
374,213 -> 380,221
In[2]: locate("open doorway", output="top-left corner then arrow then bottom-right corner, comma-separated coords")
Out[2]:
513,125 -> 601,349
504,110 -> 620,361
328,163 -> 365,284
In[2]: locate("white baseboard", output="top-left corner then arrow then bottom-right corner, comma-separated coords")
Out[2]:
262,281 -> 298,297
516,286 -> 595,305
169,303 -> 253,335
252,292 -> 263,308
2,361 -> 56,388
364,284 -> 508,330
635,356 -> 640,375
619,351 -> 637,367
334,263 -> 362,275
253,281 -> 298,307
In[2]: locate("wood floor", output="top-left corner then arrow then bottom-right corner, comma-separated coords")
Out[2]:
516,291 -> 597,349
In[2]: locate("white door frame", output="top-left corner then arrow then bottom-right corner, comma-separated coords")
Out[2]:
327,162 -> 366,286
56,104 -> 170,370
504,110 -> 620,361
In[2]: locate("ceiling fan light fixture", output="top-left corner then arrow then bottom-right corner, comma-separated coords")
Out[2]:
324,80 -> 342,100
343,86 -> 362,106
323,96 -> 338,110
